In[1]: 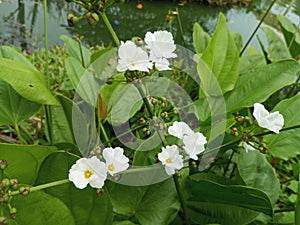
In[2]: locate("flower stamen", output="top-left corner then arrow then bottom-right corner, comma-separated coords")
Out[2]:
84,170 -> 93,179
108,164 -> 115,171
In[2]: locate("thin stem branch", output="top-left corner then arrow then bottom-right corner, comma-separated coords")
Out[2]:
99,121 -> 111,147
100,12 -> 120,47
254,124 -> 300,137
11,179 -> 69,196
240,0 -> 277,56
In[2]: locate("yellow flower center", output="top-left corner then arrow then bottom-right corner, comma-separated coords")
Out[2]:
131,62 -> 136,67
84,170 -> 93,179
108,164 -> 115,171
166,158 -> 172,164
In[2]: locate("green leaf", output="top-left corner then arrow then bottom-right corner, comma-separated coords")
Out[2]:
225,60 -> 299,112
0,46 -> 35,68
0,58 -> 58,105
0,81 -> 40,126
201,13 -> 239,94
237,150 -> 280,204
0,143 -> 56,184
11,191 -> 75,225
265,93 -> 300,159
186,175 -> 273,225
262,26 -> 292,61
49,94 -> 75,144
193,22 -> 211,54
106,178 -> 180,225
277,14 -> 300,58
61,35 -> 91,67
36,152 -> 113,225
296,177 -> 300,225
239,46 -> 266,75
107,83 -> 143,125
231,32 -> 243,52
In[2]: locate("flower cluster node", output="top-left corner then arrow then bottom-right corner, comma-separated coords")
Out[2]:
0,216 -> 7,225
19,186 -> 30,196
9,207 -> 17,219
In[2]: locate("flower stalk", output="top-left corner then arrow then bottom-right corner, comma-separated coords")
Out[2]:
100,12 -> 120,47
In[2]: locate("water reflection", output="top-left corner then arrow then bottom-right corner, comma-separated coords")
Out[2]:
0,0 -> 299,49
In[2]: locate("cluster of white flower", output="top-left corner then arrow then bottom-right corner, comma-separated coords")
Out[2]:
116,30 -> 177,72
158,121 -> 207,175
241,102 -> 284,153
68,147 -> 129,189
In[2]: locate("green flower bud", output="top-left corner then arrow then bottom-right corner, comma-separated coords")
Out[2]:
0,160 -> 8,170
106,77 -> 114,84
161,112 -> 168,119
143,128 -> 150,136
10,179 -> 18,190
231,127 -> 239,136
172,108 -> 178,114
139,118 -> 146,125
19,186 -> 30,196
235,115 -> 244,123
67,14 -> 79,27
87,12 -> 99,25
1,178 -> 10,188
96,188 -> 104,196
2,193 -> 11,203
0,216 -> 7,225
9,207 -> 17,219
244,116 -> 251,122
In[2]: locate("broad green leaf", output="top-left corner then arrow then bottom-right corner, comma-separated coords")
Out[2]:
106,178 -> 180,225
262,26 -> 292,61
186,175 -> 273,225
0,46 -> 35,68
107,83 -> 143,125
49,94 -> 75,144
36,152 -> 113,225
193,22 -> 211,54
225,60 -> 299,112
61,35 -> 91,67
231,32 -> 243,52
11,191 -> 75,225
239,46 -> 266,75
65,57 -> 104,105
296,177 -> 300,225
201,13 -> 239,94
0,81 -> 40,126
0,58 -> 58,105
0,144 -> 56,184
237,150 -> 280,204
265,93 -> 300,159
113,221 -> 137,225
277,14 -> 300,58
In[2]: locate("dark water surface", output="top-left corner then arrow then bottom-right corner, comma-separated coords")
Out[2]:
0,0 -> 299,50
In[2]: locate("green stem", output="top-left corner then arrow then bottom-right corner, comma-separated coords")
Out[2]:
100,12 -> 120,47
240,0 -> 277,56
77,38 -> 85,67
43,0 -> 53,144
56,150 -> 82,159
176,8 -> 186,48
254,124 -> 300,137
173,175 -> 190,225
11,179 -> 69,196
295,174 -> 300,225
99,121 -> 111,147
14,123 -> 26,144
223,149 -> 235,177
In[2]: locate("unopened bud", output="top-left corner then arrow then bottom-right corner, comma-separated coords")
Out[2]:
143,128 -> 150,136
176,173 -> 182,178
134,37 -> 144,46
231,127 -> 239,136
106,77 -> 114,84
67,14 -> 79,27
0,216 -> 7,225
1,178 -> 10,188
139,118 -> 146,125
244,116 -> 250,122
96,188 -> 104,196
9,207 -> 17,219
161,112 -> 168,119
87,12 -> 99,25
0,160 -> 8,170
235,115 -> 244,123
19,186 -> 30,196
172,108 -> 178,114
10,179 -> 18,190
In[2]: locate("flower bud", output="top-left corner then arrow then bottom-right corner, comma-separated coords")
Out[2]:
87,12 -> 99,26
161,112 -> 168,119
0,216 -> 7,225
9,207 -> 17,219
172,108 -> 178,114
10,179 -> 18,190
235,115 -> 244,123
139,118 -> 146,125
2,193 -> 11,203
134,37 -> 144,46
231,127 -> 239,136
96,188 -> 104,196
19,186 -> 30,196
143,128 -> 150,136
0,160 -> 8,170
1,178 -> 10,188
67,14 -> 79,27
106,77 -> 114,85
244,116 -> 251,122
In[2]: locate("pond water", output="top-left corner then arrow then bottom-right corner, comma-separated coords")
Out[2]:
0,0 -> 299,50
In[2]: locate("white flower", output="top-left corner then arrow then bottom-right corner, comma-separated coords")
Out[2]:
183,132 -> 207,160
103,147 -> 129,176
158,145 -> 183,175
116,40 -> 153,72
253,103 -> 284,134
240,142 -> 255,153
68,156 -> 107,189
168,121 -> 194,139
145,31 -> 177,71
